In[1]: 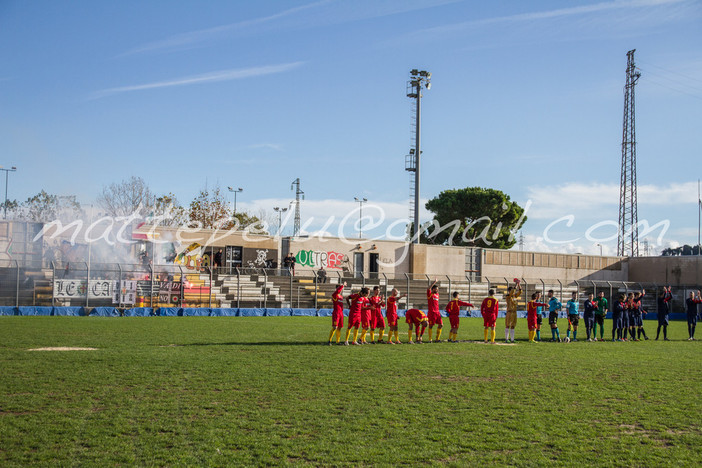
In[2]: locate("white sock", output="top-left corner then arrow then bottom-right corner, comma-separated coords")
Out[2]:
510,329 -> 515,341
505,329 -> 509,340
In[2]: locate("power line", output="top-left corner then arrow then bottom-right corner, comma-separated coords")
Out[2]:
638,73 -> 702,100
636,59 -> 702,85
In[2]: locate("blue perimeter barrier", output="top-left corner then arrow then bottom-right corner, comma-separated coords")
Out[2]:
0,307 -> 690,321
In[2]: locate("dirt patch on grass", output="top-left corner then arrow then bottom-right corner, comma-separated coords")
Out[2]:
28,347 -> 98,351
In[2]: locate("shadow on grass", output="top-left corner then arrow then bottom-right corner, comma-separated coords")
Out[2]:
164,341 -> 335,347
166,340 -> 522,347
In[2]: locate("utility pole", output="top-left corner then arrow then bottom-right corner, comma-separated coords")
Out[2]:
405,69 -> 431,244
617,50 -> 641,257
291,178 -> 304,237
227,187 -> 243,214
698,179 -> 701,255
273,206 -> 288,237
0,166 -> 17,219
354,197 -> 367,239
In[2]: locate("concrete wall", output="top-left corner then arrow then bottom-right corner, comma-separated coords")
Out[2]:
627,256 -> 702,286
410,243 -> 466,277
480,249 -> 627,283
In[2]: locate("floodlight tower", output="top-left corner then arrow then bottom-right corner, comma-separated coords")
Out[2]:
617,50 -> 641,257
354,197 -> 367,239
405,69 -> 431,244
291,178 -> 304,237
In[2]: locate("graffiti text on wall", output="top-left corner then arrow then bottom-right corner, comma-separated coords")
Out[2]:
54,280 -> 115,299
295,250 -> 345,269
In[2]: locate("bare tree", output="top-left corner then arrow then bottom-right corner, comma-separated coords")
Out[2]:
97,176 -> 155,217
188,186 -> 266,232
152,193 -> 188,227
19,190 -> 82,223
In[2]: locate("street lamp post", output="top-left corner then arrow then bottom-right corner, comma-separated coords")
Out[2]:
227,187 -> 243,214
273,206 -> 288,236
354,197 -> 367,239
596,243 -> 603,256
0,166 -> 17,219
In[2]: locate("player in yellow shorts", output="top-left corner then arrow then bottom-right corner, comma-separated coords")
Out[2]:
504,279 -> 522,343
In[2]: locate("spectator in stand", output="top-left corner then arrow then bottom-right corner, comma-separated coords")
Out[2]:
213,249 -> 223,271
282,253 -> 295,276
317,266 -> 327,284
289,253 -> 296,276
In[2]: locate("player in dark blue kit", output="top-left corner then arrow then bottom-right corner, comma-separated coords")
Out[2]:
583,293 -> 596,341
612,294 -> 626,341
656,286 -> 672,341
632,290 -> 648,341
685,290 -> 702,341
622,293 -> 636,341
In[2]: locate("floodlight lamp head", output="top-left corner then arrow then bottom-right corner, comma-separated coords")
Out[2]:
410,69 -> 418,75
426,82 -> 431,90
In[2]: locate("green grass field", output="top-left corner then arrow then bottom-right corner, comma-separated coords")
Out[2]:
1,317 -> 701,467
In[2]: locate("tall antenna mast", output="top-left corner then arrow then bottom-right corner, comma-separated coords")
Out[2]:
617,49 -> 641,257
291,178 -> 304,237
405,69 -> 431,244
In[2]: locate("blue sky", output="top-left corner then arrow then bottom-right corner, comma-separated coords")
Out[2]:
1,0 -> 701,254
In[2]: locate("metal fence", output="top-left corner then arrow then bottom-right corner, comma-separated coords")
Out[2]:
1,263 -> 700,314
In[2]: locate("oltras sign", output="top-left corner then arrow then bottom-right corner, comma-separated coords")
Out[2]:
295,250 -> 345,269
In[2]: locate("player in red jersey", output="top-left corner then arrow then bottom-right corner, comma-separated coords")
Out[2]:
327,282 -> 347,345
426,278 -> 443,342
344,287 -> 371,345
526,293 -> 549,343
405,308 -> 428,344
369,286 -> 386,343
385,288 -> 405,344
356,287 -> 374,344
445,291 -> 473,342
481,289 -> 499,343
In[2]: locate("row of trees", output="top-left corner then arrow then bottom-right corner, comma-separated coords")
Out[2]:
661,245 -> 702,256
3,178 -> 533,249
1,176 -> 265,231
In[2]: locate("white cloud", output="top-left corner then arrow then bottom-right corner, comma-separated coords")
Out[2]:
400,0 -> 688,42
119,1 -> 332,56
91,62 -> 304,99
525,181 -> 700,219
120,0 -> 460,57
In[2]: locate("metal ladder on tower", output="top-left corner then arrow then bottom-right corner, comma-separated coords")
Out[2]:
405,95 -> 417,222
